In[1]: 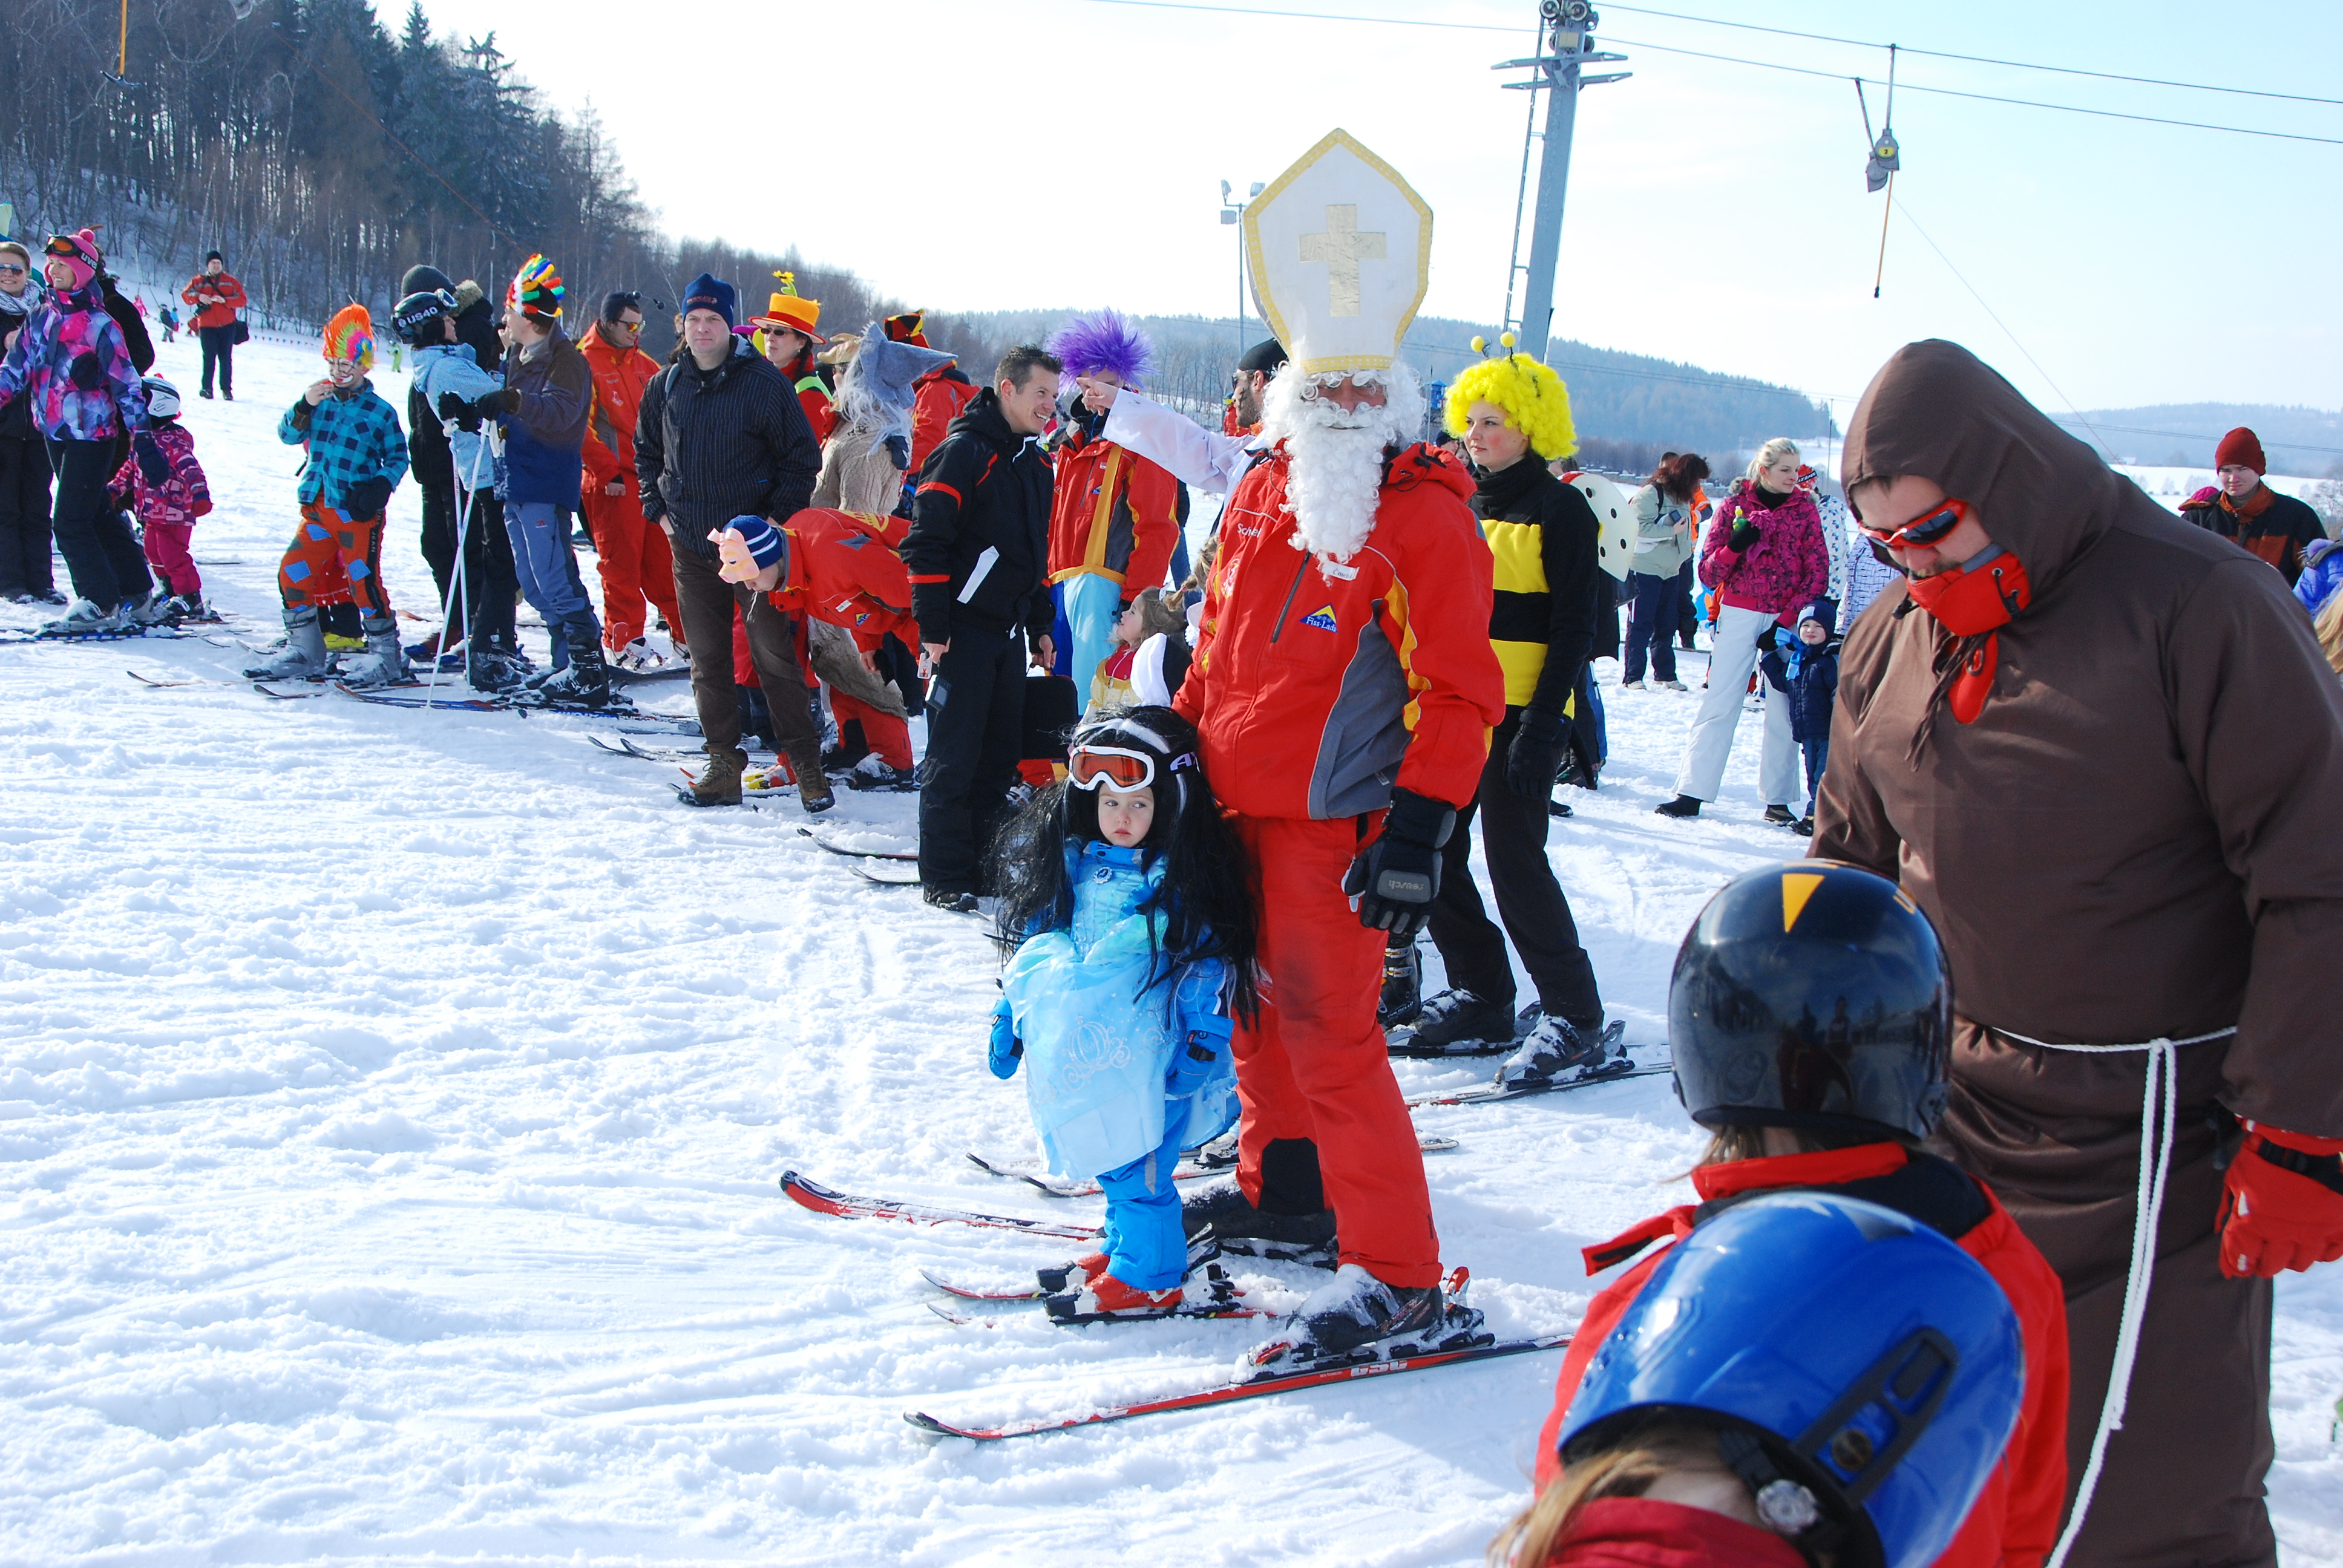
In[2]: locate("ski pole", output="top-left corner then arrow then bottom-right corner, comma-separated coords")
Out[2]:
426,418 -> 489,699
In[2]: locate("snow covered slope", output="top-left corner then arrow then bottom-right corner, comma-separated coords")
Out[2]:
1,333 -> 2337,1564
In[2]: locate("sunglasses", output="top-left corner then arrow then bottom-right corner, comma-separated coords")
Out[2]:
611,318 -> 644,330
1856,495 -> 1972,549
0,264 -> 24,275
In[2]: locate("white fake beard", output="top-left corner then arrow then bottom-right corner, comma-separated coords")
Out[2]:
1262,364 -> 1427,566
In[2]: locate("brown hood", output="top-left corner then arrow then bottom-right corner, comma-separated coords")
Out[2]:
1843,339 -> 2157,601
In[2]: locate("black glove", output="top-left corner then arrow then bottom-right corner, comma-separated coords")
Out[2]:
1507,708 -> 1569,799
476,387 -> 518,420
436,390 -> 481,432
882,433 -> 910,471
1343,787 -> 1455,936
133,432 -> 169,488
70,351 -> 105,391
1726,517 -> 1760,553
341,476 -> 392,521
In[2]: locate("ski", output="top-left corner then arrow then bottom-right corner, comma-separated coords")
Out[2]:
920,1266 -> 1047,1302
608,663 -> 691,687
500,688 -> 642,718
0,624 -> 203,645
965,1138 -> 1458,1200
673,780 -> 762,811
905,1330 -> 1571,1440
331,681 -> 508,713
587,733 -> 706,763
1405,1062 -> 1669,1109
850,861 -> 923,887
936,1296 -> 1267,1328
799,827 -> 918,862
778,1169 -> 1101,1242
251,681 -> 333,700
128,668 -> 242,688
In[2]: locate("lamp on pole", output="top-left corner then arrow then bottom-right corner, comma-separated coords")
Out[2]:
1220,179 -> 1263,367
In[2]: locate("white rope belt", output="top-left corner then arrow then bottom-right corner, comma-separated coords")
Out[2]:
1988,1024 -> 2238,1568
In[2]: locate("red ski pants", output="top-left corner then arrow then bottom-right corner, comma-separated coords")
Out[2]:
278,503 -> 388,617
583,477 -> 680,651
834,691 -> 912,768
1229,811 -> 1441,1288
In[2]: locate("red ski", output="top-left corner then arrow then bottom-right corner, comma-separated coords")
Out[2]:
778,1169 -> 1102,1243
905,1331 -> 1571,1439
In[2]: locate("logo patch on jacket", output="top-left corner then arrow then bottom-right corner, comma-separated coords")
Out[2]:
1300,605 -> 1339,632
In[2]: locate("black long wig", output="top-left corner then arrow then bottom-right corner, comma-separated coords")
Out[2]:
986,707 -> 1260,1023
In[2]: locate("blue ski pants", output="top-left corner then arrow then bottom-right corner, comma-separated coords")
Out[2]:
505,500 -> 600,667
1060,571 -> 1123,702
1096,1093 -> 1195,1291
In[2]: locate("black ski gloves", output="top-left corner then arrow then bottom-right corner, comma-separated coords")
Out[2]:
1726,517 -> 1761,553
1507,708 -> 1569,798
70,351 -> 105,391
1345,787 -> 1455,936
436,390 -> 482,432
883,433 -> 910,471
341,476 -> 392,522
477,387 -> 520,419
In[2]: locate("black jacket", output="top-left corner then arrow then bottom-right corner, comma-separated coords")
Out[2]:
1761,628 -> 1841,745
2181,487 -> 2328,587
1474,457 -> 1601,720
634,336 -> 819,561
102,278 -> 154,374
903,388 -> 1054,645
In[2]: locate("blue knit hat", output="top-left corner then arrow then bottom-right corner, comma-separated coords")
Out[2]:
681,272 -> 736,328
728,514 -> 786,572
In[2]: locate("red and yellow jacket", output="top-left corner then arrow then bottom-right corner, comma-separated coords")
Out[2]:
909,367 -> 978,475
768,506 -> 916,653
1533,1145 -> 2071,1568
179,271 -> 246,332
1047,426 -> 1184,597
1175,442 -> 1504,820
577,322 -> 662,488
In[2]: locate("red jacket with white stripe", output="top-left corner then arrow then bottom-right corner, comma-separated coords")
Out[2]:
1173,442 -> 1504,820
1534,1145 -> 2071,1568
1047,425 -> 1184,599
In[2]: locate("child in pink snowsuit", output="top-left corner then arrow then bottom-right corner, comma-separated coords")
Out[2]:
110,374 -> 212,616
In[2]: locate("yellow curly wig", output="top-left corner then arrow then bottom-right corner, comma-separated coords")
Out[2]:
1443,351 -> 1576,460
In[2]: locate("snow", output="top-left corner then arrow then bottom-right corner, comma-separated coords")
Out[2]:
1,331 -> 2339,1565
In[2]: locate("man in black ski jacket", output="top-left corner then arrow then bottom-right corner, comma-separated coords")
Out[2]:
902,344 -> 1061,910
635,271 -> 829,811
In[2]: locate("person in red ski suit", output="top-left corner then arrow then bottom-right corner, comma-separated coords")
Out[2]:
578,292 -> 683,663
767,506 -> 917,773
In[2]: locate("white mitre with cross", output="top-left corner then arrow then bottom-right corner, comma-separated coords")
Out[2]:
1244,128 -> 1432,377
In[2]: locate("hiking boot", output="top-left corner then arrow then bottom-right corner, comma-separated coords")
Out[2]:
1654,794 -> 1702,818
790,748 -> 836,814
1403,989 -> 1516,1054
687,747 -> 748,807
243,607 -> 327,679
1763,804 -> 1797,826
1496,1014 -> 1625,1089
1179,1178 -> 1337,1266
1379,935 -> 1423,1029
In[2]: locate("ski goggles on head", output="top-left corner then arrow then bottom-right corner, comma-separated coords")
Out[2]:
1856,494 -> 1972,549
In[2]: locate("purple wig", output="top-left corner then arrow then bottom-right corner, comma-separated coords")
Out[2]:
1046,309 -> 1155,390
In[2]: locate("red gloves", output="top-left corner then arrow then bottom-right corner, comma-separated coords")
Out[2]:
2218,1121 -> 2343,1279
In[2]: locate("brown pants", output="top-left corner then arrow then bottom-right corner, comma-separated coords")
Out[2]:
669,539 -> 819,762
1939,1027 -> 2276,1568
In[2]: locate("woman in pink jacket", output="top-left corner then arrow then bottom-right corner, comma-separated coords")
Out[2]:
1656,437 -> 1829,820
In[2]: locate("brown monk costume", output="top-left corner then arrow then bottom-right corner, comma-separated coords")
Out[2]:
1815,340 -> 2343,1567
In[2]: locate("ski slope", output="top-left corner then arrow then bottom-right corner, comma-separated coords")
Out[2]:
1,332 -> 2338,1565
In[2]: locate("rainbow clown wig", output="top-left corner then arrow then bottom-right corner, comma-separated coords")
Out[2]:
1046,309 -> 1155,390
1443,334 -> 1576,460
323,303 -> 376,371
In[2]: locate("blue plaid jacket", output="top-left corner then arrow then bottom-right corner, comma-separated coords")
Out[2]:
277,380 -> 409,511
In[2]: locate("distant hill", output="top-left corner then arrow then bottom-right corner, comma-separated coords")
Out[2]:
928,308 -> 1831,460
2053,405 -> 2343,477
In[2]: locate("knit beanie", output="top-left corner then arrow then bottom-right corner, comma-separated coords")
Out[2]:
1237,338 -> 1289,374
727,514 -> 786,571
203,249 -> 224,267
323,303 -> 376,370
681,273 -> 736,328
509,254 -> 565,322
42,229 -> 102,293
2215,426 -> 2266,474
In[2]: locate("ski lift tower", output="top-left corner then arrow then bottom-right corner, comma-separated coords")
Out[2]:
1498,1 -> 1628,362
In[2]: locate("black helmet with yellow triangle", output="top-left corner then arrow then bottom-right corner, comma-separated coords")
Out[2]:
1669,860 -> 1953,1142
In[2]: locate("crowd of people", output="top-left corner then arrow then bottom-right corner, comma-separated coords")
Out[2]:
2,120 -> 2341,1564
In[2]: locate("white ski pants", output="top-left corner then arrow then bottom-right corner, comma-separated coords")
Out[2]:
1674,603 -> 1800,806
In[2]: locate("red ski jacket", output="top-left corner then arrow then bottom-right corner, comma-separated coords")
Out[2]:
909,367 -> 978,476
1535,1145 -> 2070,1568
771,506 -> 916,653
1535,1498 -> 1807,1567
179,271 -> 246,332
1174,442 -> 1504,821
578,322 -> 663,488
1047,426 -> 1184,598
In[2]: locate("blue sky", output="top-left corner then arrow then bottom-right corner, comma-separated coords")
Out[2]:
425,1 -> 2341,422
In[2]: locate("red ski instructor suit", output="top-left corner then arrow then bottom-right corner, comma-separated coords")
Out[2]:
1176,442 -> 1504,1289
578,321 -> 681,652
1534,1145 -> 2072,1568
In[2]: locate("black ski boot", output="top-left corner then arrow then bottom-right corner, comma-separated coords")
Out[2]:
1397,989 -> 1516,1054
1179,1178 -> 1336,1267
1378,934 -> 1423,1030
1247,1264 -> 1486,1371
1495,1015 -> 1627,1089
531,624 -> 611,708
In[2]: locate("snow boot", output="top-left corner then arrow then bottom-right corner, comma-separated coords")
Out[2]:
1763,804 -> 1797,825
1259,1264 -> 1457,1365
40,598 -> 124,638
790,747 -> 836,814
1496,1015 -> 1627,1089
1654,794 -> 1702,818
844,754 -> 917,792
1179,1178 -> 1336,1266
531,625 -> 611,708
338,615 -> 412,690
243,607 -> 328,679
1793,815 -> 1816,838
686,747 -> 748,807
1401,989 -> 1516,1054
1379,934 -> 1423,1029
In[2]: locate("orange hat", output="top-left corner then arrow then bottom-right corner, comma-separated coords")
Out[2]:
751,272 -> 825,343
323,304 -> 376,370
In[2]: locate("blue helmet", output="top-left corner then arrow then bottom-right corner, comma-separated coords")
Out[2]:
1558,1191 -> 2023,1568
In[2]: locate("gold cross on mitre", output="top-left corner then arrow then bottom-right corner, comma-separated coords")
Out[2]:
1298,206 -> 1386,317
1243,128 -> 1432,376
